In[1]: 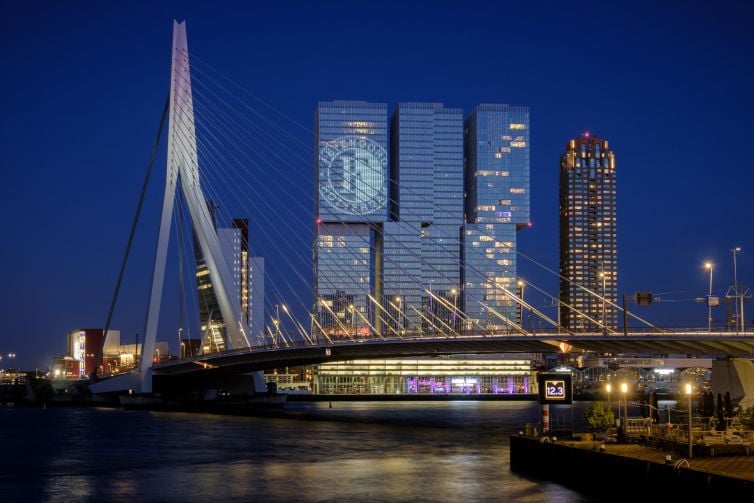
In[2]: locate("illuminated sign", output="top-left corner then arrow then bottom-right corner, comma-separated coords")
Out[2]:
319,136 -> 388,217
451,378 -> 477,385
537,372 -> 572,404
544,380 -> 567,400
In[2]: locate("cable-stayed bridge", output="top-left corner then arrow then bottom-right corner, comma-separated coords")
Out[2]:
152,332 -> 754,377
90,21 -> 754,397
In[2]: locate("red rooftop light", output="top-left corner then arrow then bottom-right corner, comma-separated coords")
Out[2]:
583,131 -> 591,138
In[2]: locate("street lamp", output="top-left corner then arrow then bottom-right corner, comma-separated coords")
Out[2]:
620,382 -> 628,432
349,304 -> 356,336
606,383 -> 612,423
732,247 -> 743,334
685,383 -> 693,459
599,272 -> 607,335
517,280 -> 525,329
450,289 -> 458,331
274,304 -> 282,344
704,262 -> 713,334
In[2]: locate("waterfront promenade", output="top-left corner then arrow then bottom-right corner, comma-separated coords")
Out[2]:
511,435 -> 754,500
576,441 -> 754,482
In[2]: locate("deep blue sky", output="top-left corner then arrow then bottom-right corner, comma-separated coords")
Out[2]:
2,1 -> 753,369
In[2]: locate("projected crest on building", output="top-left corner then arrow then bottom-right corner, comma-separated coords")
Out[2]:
319,136 -> 388,217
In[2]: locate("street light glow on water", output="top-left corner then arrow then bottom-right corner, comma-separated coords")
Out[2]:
0,402 -> 594,501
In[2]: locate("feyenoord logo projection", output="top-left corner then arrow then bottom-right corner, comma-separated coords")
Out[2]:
320,136 -> 388,216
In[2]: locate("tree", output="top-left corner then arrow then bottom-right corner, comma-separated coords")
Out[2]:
584,402 -> 615,432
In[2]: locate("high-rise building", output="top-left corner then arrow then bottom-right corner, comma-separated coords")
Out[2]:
197,215 -> 265,352
559,132 -> 617,332
248,255 -> 265,344
314,101 -> 529,337
314,101 -> 389,338
463,104 -> 530,331
384,103 -> 464,333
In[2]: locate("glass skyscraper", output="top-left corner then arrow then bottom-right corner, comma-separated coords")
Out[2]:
196,216 -> 264,353
314,101 -> 388,338
314,101 -> 528,337
559,133 -> 617,332
463,104 -> 530,331
383,103 -> 464,333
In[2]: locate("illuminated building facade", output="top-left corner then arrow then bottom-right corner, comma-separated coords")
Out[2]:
67,329 -> 120,377
314,101 -> 389,338
384,103 -> 464,333
314,101 -> 530,337
198,217 -> 265,353
463,104 -> 530,331
559,133 -> 617,332
313,355 -> 535,394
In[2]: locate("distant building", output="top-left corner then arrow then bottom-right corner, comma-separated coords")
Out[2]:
67,329 -> 120,377
62,328 -> 167,378
314,101 -> 389,338
559,132 -> 617,331
385,103 -> 464,333
463,104 -> 530,331
314,101 -> 531,336
197,214 -> 265,353
249,256 -> 265,344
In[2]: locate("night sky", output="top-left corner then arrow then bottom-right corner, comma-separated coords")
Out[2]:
2,1 -> 753,370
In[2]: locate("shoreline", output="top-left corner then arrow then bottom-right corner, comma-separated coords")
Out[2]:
510,434 -> 754,500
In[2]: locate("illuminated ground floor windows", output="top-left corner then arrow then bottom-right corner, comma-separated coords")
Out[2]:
313,356 -> 536,394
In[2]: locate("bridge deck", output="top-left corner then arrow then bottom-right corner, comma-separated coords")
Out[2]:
153,334 -> 754,375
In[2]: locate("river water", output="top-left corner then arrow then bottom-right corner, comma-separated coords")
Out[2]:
0,401 -> 593,502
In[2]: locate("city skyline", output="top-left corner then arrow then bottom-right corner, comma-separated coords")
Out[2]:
2,1 -> 754,369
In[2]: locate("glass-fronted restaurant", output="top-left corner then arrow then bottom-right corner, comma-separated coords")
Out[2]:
313,355 -> 536,395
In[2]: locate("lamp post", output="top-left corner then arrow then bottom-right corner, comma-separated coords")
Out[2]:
732,247 -> 742,334
599,272 -> 607,335
394,297 -> 402,331
450,289 -> 458,331
516,280 -> 525,329
274,304 -> 282,344
704,262 -> 713,334
606,383 -> 613,424
685,383 -> 693,459
620,382 -> 628,433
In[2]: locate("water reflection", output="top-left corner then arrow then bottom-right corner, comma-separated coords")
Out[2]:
2,402 -> 592,502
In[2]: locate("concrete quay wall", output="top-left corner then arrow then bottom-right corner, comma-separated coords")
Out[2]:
510,435 -> 754,501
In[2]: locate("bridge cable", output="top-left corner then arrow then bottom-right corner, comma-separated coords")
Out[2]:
183,67 -> 608,335
188,57 -> 670,334
93,94 -> 170,379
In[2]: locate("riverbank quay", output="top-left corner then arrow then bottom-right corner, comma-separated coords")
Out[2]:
286,393 -> 537,402
510,435 -> 754,501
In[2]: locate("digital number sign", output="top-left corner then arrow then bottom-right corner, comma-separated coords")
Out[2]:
537,372 -> 572,404
544,380 -> 566,399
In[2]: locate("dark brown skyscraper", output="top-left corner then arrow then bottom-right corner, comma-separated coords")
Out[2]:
559,133 -> 617,332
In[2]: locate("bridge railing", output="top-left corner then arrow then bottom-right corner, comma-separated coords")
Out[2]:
153,327 -> 754,368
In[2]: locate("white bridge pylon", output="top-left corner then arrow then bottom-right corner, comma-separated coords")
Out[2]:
134,21 -> 251,392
